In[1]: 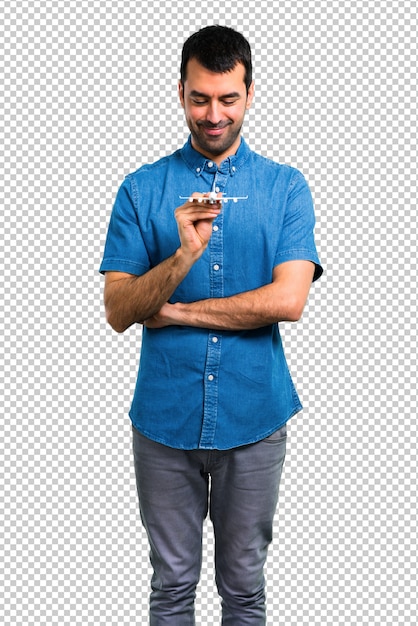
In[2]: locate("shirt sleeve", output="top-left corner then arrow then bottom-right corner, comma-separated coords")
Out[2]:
274,170 -> 323,282
99,176 -> 151,276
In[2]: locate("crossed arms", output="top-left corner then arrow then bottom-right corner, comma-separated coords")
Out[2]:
103,193 -> 315,334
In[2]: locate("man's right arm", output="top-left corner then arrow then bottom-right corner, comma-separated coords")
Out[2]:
103,194 -> 222,333
104,250 -> 192,333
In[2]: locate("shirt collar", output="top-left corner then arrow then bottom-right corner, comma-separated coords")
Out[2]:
180,135 -> 251,177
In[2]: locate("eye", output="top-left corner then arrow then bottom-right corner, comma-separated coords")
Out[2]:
222,99 -> 238,106
191,99 -> 207,106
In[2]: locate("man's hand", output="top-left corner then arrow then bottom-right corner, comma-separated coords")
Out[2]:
175,192 -> 222,262
143,302 -> 176,328
104,192 -> 222,333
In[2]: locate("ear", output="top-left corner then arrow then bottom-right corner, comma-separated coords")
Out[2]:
178,80 -> 185,108
246,80 -> 255,110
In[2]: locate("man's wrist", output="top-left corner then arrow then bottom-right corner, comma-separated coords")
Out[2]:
168,301 -> 188,326
174,247 -> 195,272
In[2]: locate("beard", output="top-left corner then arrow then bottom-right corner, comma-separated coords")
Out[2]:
187,118 -> 243,158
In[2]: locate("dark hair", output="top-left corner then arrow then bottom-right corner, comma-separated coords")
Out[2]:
180,25 -> 252,92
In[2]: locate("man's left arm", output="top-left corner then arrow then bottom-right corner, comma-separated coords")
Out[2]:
143,260 -> 315,331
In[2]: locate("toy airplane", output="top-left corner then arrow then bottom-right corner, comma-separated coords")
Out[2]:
179,191 -> 248,204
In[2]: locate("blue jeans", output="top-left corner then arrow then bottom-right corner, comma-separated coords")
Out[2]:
132,425 -> 287,626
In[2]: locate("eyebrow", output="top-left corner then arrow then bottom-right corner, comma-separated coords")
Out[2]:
189,90 -> 241,99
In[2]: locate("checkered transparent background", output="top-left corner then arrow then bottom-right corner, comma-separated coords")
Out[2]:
1,0 -> 416,624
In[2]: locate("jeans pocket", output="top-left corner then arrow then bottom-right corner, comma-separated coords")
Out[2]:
263,424 -> 287,443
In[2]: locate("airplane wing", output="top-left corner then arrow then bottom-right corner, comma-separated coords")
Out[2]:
179,193 -> 248,204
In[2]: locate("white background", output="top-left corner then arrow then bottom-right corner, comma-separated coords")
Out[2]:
1,1 -> 417,624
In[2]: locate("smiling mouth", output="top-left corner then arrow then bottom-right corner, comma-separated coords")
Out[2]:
199,122 -> 231,137
203,127 -> 225,136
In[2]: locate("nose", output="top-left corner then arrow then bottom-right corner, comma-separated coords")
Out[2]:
205,101 -> 222,125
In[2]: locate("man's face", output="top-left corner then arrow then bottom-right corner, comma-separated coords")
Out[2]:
179,58 -> 254,164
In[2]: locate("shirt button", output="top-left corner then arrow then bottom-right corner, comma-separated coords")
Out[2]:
232,166 -> 236,172
213,264 -> 220,271
196,167 -> 201,173
215,186 -> 220,192
208,374 -> 214,381
213,225 -> 219,232
212,336 -> 218,343
208,161 -> 214,168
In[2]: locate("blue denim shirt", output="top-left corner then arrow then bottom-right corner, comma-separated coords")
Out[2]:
100,137 -> 322,449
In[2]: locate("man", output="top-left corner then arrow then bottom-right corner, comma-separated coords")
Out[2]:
100,25 -> 322,626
